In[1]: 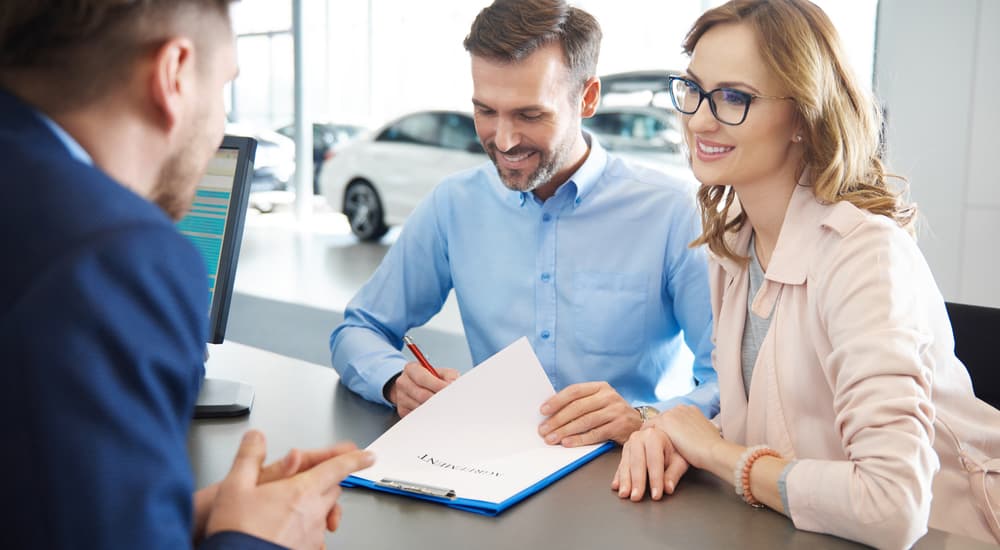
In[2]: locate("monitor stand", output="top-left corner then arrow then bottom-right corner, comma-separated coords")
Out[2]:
194,377 -> 254,418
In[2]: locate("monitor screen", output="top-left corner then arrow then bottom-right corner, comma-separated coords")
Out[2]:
177,135 -> 256,344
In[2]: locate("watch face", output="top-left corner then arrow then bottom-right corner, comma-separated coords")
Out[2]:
638,406 -> 659,421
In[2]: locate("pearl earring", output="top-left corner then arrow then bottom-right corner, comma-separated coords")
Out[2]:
793,135 -> 803,143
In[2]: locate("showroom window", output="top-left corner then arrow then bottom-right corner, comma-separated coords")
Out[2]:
227,0 -> 877,130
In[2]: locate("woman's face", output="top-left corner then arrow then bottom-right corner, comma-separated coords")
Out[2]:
682,22 -> 803,191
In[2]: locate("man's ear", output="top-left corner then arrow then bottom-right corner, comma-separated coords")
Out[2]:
580,76 -> 601,118
148,37 -> 196,134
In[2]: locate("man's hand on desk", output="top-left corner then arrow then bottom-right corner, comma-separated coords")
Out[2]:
613,424 -> 689,502
387,361 -> 460,418
200,430 -> 374,548
194,439 -> 363,539
537,381 -> 643,446
194,437 -> 372,540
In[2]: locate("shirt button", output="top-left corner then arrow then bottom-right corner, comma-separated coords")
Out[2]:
540,272 -> 550,282
542,213 -> 552,222
540,330 -> 551,339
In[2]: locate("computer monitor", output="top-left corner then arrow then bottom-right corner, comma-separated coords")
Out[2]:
177,135 -> 256,418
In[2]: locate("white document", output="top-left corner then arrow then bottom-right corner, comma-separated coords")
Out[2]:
350,337 -> 608,505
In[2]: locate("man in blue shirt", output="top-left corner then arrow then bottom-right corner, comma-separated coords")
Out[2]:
0,2 -> 371,548
331,0 -> 717,448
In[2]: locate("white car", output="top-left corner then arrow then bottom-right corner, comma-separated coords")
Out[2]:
319,110 -> 485,241
584,105 -> 684,155
225,122 -> 296,213
584,104 -> 696,187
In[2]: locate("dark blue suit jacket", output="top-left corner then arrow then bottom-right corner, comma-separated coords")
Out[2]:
0,90 -> 280,549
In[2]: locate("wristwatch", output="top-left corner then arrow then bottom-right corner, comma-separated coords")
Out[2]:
635,405 -> 660,423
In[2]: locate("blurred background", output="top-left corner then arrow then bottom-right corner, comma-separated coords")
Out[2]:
218,0 -> 998,369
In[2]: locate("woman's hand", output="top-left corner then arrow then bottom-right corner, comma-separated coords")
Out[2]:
649,405 -> 724,470
612,424 -> 689,501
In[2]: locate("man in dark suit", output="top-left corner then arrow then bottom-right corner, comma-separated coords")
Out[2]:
0,2 -> 373,548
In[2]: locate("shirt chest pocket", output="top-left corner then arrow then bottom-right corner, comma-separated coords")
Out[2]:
572,271 -> 648,356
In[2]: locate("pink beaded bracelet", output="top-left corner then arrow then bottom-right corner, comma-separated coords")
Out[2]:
733,445 -> 781,507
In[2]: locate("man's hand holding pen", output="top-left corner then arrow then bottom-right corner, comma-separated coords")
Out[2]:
388,336 -> 460,418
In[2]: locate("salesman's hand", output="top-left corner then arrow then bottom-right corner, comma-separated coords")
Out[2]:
612,424 -> 689,501
387,361 -> 460,418
205,430 -> 374,548
193,441 -> 366,542
538,381 -> 642,446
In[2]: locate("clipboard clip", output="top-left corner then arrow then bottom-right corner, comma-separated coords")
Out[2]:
377,478 -> 457,500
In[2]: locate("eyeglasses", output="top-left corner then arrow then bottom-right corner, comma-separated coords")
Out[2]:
666,75 -> 794,126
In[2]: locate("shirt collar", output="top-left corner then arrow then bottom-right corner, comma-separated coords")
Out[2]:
714,181 -> 868,285
512,130 -> 608,209
35,111 -> 93,166
567,131 -> 606,207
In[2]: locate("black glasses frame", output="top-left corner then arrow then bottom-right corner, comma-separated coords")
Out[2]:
666,75 -> 793,126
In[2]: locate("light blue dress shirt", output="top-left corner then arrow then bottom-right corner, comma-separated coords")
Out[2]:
330,135 -> 718,417
36,111 -> 93,165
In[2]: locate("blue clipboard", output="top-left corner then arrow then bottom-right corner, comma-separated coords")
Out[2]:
341,441 -> 613,516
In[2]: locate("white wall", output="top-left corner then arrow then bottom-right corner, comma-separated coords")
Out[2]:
875,0 -> 1000,308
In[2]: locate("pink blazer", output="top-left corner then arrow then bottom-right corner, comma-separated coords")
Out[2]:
709,184 -> 1000,549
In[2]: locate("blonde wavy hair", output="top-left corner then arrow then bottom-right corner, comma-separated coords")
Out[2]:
684,0 -> 916,263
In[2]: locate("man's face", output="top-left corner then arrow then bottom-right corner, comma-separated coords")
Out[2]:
151,19 -> 238,221
470,43 -> 586,196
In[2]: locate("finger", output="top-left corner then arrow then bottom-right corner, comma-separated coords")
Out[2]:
545,403 -> 614,445
317,480 -> 347,518
224,430 -> 268,489
539,391 -> 603,439
322,484 -> 343,509
540,382 -> 599,416
628,436 -> 648,501
663,452 -> 689,495
396,370 -> 437,406
262,441 -> 362,483
258,447 -> 302,484
617,440 -> 632,498
645,435 -> 666,500
301,449 -> 375,493
558,413 -> 616,447
392,390 -> 422,417
404,362 -> 450,394
440,368 -> 460,382
570,409 -> 640,446
326,503 -> 343,532
292,442 -> 360,473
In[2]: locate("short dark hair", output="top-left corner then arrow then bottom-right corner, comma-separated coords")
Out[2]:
0,0 -> 233,109
463,0 -> 601,90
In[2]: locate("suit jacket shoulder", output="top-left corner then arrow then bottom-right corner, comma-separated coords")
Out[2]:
0,89 -> 222,549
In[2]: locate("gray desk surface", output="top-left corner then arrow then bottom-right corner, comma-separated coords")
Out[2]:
189,342 -> 996,550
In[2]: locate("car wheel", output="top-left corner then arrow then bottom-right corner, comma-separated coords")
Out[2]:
343,180 -> 388,241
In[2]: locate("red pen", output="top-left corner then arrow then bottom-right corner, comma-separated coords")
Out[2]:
403,335 -> 443,380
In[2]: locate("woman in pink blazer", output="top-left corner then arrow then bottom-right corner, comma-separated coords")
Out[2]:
611,1 -> 1000,548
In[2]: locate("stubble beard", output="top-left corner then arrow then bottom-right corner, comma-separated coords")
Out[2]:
150,113 -> 218,221
486,132 -> 575,194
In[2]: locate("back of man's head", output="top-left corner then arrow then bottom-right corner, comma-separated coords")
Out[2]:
463,0 -> 601,91
0,0 -> 233,112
